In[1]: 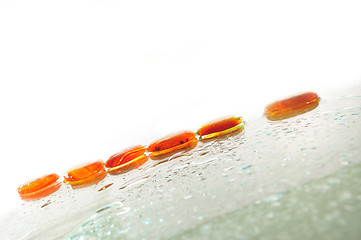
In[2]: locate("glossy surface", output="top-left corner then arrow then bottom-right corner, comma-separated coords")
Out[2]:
197,116 -> 244,140
17,173 -> 62,200
5,84 -> 361,240
64,161 -> 107,188
149,138 -> 198,160
147,131 -> 198,160
105,145 -> 146,168
107,154 -> 149,174
147,131 -> 197,152
265,92 -> 320,121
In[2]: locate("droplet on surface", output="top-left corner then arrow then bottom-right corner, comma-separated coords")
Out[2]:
184,194 -> 192,200
197,116 -> 244,140
240,164 -> 252,170
64,161 -> 107,188
264,92 -> 320,121
17,173 -> 62,201
41,200 -> 52,208
98,183 -> 114,192
147,131 -> 198,160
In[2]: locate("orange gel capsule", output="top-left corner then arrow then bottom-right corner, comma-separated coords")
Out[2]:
265,92 -> 320,121
107,155 -> 149,174
106,145 -> 149,174
147,131 -> 198,160
64,161 -> 107,188
197,116 -> 244,140
105,145 -> 146,168
17,173 -> 62,200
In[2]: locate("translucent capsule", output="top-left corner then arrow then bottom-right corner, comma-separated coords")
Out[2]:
265,92 -> 320,121
64,161 -> 107,188
147,131 -> 198,160
106,145 -> 149,174
197,116 -> 244,140
17,173 -> 62,200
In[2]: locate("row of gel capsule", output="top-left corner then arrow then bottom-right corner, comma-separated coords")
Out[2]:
17,92 -> 321,200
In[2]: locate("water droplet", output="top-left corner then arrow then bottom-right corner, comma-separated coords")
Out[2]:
41,200 -> 51,208
240,164 -> 252,170
184,195 -> 192,200
224,166 -> 233,171
96,205 -> 113,214
98,183 -> 114,192
191,157 -> 217,165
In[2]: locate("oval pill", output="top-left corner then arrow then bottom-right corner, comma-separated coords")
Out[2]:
17,173 -> 62,200
107,154 -> 149,174
197,116 -> 244,140
148,138 -> 198,160
64,161 -> 107,188
265,92 -> 320,121
147,131 -> 198,160
105,145 -> 146,168
147,131 -> 196,152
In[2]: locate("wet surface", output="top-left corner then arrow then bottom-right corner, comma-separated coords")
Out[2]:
170,163 -> 361,240
1,85 -> 360,240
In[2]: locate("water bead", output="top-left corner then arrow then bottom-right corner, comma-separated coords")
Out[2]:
197,116 -> 244,140
64,161 -> 107,188
147,131 -> 198,160
17,173 -> 62,200
98,183 -> 114,192
106,146 -> 149,175
264,92 -> 320,121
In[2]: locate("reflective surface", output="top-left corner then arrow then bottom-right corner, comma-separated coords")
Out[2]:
1,85 -> 361,240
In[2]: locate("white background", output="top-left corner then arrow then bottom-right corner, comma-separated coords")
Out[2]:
0,0 -> 360,215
